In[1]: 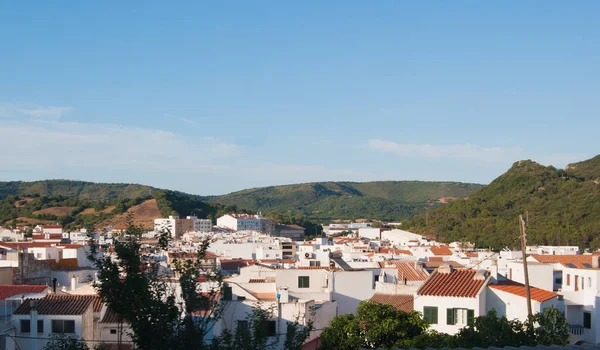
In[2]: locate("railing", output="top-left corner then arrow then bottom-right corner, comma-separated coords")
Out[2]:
570,324 -> 584,336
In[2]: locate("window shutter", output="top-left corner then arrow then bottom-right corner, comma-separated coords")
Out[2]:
467,309 -> 475,325
446,308 -> 455,325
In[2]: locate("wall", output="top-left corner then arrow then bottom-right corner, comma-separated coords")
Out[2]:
276,269 -> 331,301
414,294 -> 483,334
506,261 -> 554,291
331,270 -> 376,315
13,313 -> 85,350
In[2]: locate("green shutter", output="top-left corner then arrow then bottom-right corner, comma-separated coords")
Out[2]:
447,308 -> 455,325
467,309 -> 475,325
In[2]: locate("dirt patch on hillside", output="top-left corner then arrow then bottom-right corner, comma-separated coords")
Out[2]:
16,217 -> 55,225
438,197 -> 457,204
78,206 -> 116,216
102,199 -> 161,229
33,207 -> 77,216
14,197 -> 35,208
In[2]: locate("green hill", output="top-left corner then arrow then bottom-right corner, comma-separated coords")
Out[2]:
208,181 -> 483,221
403,155 -> 600,250
0,180 -> 158,201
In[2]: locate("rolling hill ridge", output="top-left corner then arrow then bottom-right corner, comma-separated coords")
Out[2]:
404,155 -> 600,250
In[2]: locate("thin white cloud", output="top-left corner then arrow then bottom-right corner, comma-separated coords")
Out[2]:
0,119 -> 240,173
367,139 -> 522,163
16,106 -> 73,119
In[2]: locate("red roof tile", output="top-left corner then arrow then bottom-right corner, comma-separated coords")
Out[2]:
489,281 -> 558,303
530,254 -> 593,269
465,252 -> 479,258
0,285 -> 49,301
14,294 -> 95,315
380,261 -> 429,281
430,246 -> 453,256
418,268 -> 488,298
423,260 -> 465,269
369,293 -> 414,313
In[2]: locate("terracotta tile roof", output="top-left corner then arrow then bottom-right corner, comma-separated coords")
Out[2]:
101,309 -> 123,323
429,246 -> 453,256
93,297 -> 103,312
250,292 -> 277,301
465,252 -> 479,258
249,279 -> 266,283
0,285 -> 49,301
380,261 -> 429,281
394,249 -> 412,256
369,293 -> 414,313
422,260 -> 465,269
489,281 -> 558,303
418,268 -> 488,298
529,254 -> 593,269
14,294 -> 96,315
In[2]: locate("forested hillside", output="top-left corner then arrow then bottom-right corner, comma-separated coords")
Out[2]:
208,181 -> 482,221
0,180 -> 158,201
404,155 -> 600,250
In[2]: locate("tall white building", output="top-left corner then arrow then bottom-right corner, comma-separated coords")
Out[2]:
154,216 -> 178,237
216,214 -> 275,234
187,216 -> 212,232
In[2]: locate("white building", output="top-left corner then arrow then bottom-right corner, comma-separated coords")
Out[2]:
11,294 -> 96,350
188,216 -> 212,232
154,216 -> 178,237
561,260 -> 600,344
415,266 -> 491,334
216,214 -> 275,234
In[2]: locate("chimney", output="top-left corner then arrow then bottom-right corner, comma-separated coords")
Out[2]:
593,256 -> 600,269
52,278 -> 57,294
474,269 -> 489,280
488,259 -> 498,280
438,264 -> 454,274
30,300 -> 38,349
71,276 -> 77,291
277,287 -> 289,303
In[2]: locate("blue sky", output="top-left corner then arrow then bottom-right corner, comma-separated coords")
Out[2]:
1,1 -> 598,195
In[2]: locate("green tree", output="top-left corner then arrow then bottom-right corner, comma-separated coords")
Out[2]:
532,306 -> 570,346
318,301 -> 428,350
87,214 -> 224,350
454,309 -> 533,348
211,303 -> 313,350
42,334 -> 89,350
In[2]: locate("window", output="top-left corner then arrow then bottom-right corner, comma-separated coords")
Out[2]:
298,276 -> 310,288
237,320 -> 248,333
110,329 -> 117,334
237,296 -> 246,301
51,320 -> 75,334
20,320 -> 43,333
584,312 -> 592,329
223,286 -> 232,301
555,277 -> 562,285
567,274 -> 570,286
423,306 -> 438,324
309,260 -> 321,267
589,278 -> 592,288
267,320 -> 276,336
20,320 -> 30,333
447,308 -> 474,325
575,275 -> 579,291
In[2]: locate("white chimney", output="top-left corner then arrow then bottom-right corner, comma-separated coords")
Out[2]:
71,276 -> 77,291
277,287 -> 289,303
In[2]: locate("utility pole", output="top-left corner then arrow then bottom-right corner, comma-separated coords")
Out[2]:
519,214 -> 533,318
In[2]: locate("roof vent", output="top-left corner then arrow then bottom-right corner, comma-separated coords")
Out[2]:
438,264 -> 454,274
474,269 -> 489,280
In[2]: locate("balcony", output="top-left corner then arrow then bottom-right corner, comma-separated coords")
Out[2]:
570,324 -> 584,336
